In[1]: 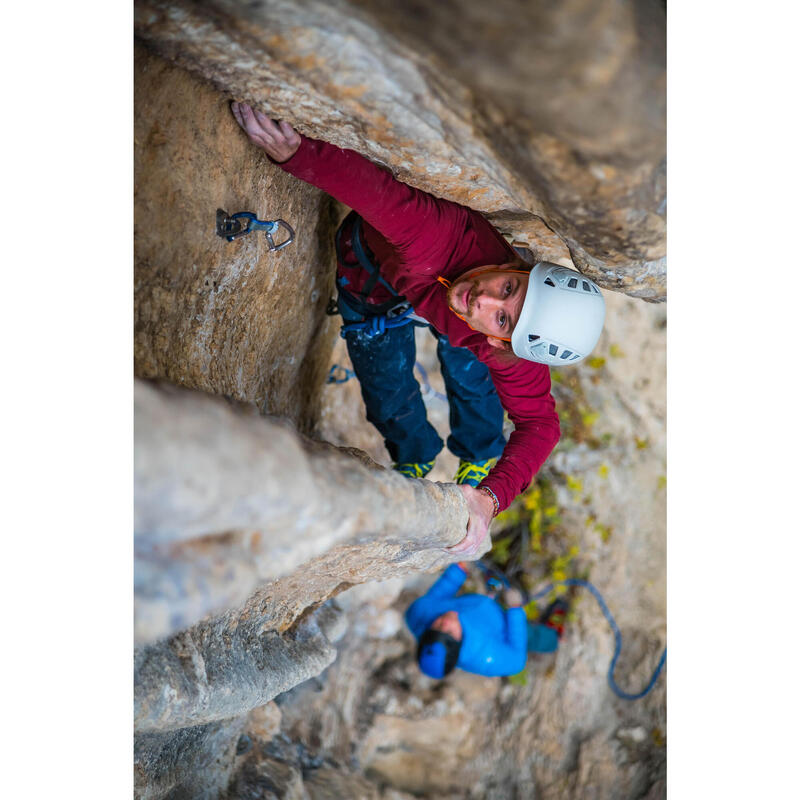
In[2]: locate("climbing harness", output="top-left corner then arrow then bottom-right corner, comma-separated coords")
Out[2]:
339,303 -> 418,338
328,212 -> 422,339
326,364 -> 355,384
475,561 -> 666,701
216,209 -> 295,251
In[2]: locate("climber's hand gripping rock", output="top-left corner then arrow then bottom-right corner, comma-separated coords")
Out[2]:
447,484 -> 494,557
231,102 -> 301,164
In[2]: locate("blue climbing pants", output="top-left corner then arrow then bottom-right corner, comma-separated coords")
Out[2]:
339,294 -> 506,466
526,623 -> 560,653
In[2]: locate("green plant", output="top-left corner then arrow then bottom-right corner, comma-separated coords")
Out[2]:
565,474 -> 583,501
487,477 -> 589,621
508,669 -> 528,686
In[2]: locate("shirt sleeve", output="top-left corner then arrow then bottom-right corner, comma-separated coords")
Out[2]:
477,359 -> 560,511
404,564 -> 467,638
425,563 -> 468,599
497,607 -> 529,675
279,134 -> 465,270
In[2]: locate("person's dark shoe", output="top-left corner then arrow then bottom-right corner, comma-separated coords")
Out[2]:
539,597 -> 570,638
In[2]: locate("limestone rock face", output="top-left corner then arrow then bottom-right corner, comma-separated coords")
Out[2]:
134,0 -> 666,299
133,10 -> 666,797
269,619 -> 665,799
135,41 -> 341,427
134,717 -> 246,800
134,379 -> 471,646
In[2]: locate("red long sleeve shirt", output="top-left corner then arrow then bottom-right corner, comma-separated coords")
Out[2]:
280,136 -> 560,511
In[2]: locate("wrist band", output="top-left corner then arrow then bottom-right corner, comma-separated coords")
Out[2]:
479,485 -> 499,517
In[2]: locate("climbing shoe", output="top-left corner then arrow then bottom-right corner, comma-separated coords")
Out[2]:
393,460 -> 435,479
539,597 -> 570,639
453,457 -> 499,488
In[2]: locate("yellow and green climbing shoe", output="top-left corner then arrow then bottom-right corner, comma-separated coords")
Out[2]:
393,460 -> 435,479
453,457 -> 499,488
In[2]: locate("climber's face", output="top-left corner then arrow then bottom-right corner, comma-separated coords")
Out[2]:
429,610 -> 463,641
447,264 -> 530,346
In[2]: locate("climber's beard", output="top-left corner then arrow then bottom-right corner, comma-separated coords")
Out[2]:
443,263 -> 530,338
447,278 -> 475,318
445,265 -> 509,323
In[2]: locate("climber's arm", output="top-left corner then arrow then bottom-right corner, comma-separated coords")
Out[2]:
231,102 -> 462,265
497,606 -> 529,675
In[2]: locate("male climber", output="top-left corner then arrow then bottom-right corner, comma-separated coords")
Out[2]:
405,563 -> 568,678
231,102 -> 605,556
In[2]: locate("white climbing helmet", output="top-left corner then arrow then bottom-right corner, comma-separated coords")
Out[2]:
510,262 -> 605,366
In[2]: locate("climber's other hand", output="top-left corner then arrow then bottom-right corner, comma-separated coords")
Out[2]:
503,588 -> 524,608
447,485 -> 493,557
231,102 -> 301,163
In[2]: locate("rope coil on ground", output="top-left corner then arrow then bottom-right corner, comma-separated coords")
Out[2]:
477,562 -> 666,700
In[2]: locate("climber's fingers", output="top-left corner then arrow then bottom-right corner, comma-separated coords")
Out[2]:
446,525 -> 484,556
446,484 -> 493,557
278,119 -> 301,149
231,102 -> 301,163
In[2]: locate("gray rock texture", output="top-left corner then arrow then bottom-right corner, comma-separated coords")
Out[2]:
135,601 -> 345,733
134,0 -> 666,299
135,717 -> 247,800
135,379 -> 470,646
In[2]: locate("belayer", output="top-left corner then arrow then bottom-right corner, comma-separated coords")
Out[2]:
406,563 -> 568,678
231,102 -> 605,556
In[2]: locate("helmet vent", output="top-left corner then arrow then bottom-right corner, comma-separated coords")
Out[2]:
560,350 -> 572,359
544,277 -> 555,287
582,281 -> 590,292
548,344 -> 558,356
528,334 -> 540,342
568,278 -> 578,288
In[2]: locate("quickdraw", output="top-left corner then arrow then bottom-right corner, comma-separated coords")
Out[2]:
216,209 -> 295,251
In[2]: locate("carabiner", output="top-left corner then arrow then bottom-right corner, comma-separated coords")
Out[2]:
216,209 -> 295,251
262,219 -> 295,252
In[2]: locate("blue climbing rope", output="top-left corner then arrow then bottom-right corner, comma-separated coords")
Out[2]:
413,361 -> 448,403
475,559 -> 512,592
324,358 -> 447,407
476,563 -> 665,701
326,364 -> 355,384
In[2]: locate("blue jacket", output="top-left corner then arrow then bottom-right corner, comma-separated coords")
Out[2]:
405,564 -> 528,677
